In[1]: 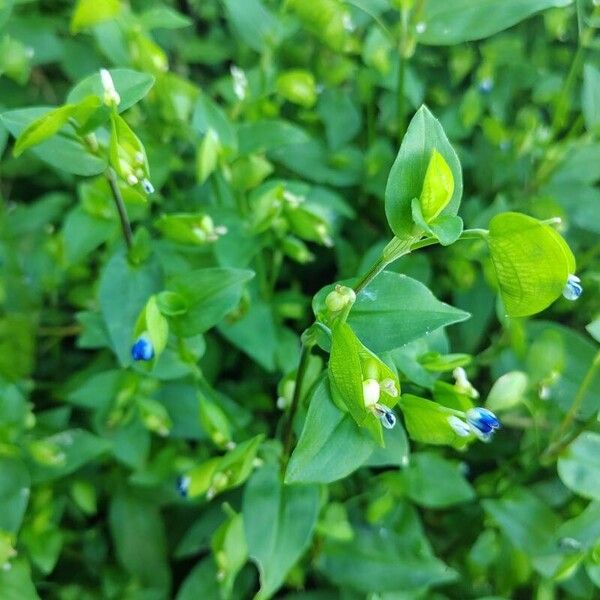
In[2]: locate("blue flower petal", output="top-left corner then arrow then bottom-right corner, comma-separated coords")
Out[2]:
466,407 -> 500,437
131,335 -> 154,361
562,274 -> 582,301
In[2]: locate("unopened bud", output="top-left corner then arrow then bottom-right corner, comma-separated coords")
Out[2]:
325,285 -> 356,313
100,68 -> 121,107
362,379 -> 381,408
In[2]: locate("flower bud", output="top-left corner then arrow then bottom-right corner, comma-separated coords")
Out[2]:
380,378 -> 399,398
562,274 -> 582,301
362,379 -> 381,408
325,285 -> 356,313
131,334 -> 154,361
100,68 -> 120,107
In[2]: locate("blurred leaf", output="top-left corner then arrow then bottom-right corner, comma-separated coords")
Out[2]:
67,68 -> 155,113
558,433 -> 600,500
222,0 -> 282,52
0,457 -> 30,534
0,559 -> 40,600
243,463 -> 320,599
582,64 -> 600,132
417,0 -> 570,45
71,0 -> 121,33
486,371 -> 528,412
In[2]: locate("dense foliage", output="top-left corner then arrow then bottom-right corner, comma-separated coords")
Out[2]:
1,0 -> 600,598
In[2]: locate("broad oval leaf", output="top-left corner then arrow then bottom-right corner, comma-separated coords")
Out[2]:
558,432 -> 600,500
417,0 -> 572,46
314,271 -> 470,353
385,105 -> 462,239
67,68 -> 155,113
488,212 -> 575,317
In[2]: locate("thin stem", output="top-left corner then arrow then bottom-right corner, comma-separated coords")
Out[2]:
282,341 -> 312,469
353,256 -> 390,294
542,350 -> 600,462
396,50 -> 406,146
106,170 -> 133,250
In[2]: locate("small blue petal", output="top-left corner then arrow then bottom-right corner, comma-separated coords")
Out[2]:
375,405 -> 396,429
176,475 -> 190,498
478,78 -> 494,94
131,335 -> 154,361
563,275 -> 582,301
466,407 -> 500,436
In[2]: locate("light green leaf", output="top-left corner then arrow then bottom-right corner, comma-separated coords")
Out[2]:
71,0 -> 121,33
196,128 -> 220,184
285,378 -> 375,484
488,212 -> 575,317
243,463 -> 320,600
385,105 -> 462,239
276,70 -> 317,108
558,432 -> 600,500
144,295 -> 169,356
1,107 -> 107,176
486,371 -> 528,412
0,559 -> 41,600
237,119 -> 311,155
417,0 -> 571,46
139,6 -> 192,30
314,272 -> 470,353
287,0 -> 349,51
419,149 -> 455,222
67,68 -> 155,113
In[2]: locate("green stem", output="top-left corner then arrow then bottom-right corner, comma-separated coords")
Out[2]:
542,350 -> 600,462
282,341 -> 313,469
106,169 -> 133,250
396,50 -> 406,146
353,256 -> 390,294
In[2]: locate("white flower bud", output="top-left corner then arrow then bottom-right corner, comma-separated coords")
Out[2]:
380,378 -> 399,398
362,379 -> 381,408
100,68 -> 121,107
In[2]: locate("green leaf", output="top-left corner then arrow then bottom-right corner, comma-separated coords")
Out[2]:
243,463 -> 320,600
314,272 -> 470,353
13,97 -> 100,156
0,457 -> 30,534
144,295 -> 169,356
192,92 -> 237,154
30,429 -> 111,483
582,63 -> 600,133
385,106 -> 463,239
176,557 -> 221,600
109,489 -> 170,594
0,559 -> 41,600
71,0 -> 121,33
429,214 -> 464,246
222,0 -> 282,52
285,378 -> 375,484
417,0 -> 570,45
317,88 -> 362,150
316,510 -> 456,592
287,0 -> 349,51
167,268 -> 254,336
196,128 -> 220,184
402,452 -> 475,508
482,487 -> 560,556
67,68 -> 155,113
1,107 -> 107,176
488,212 -> 575,317
558,432 -> 600,500
99,251 -> 162,366
139,6 -> 192,30
237,119 -> 311,155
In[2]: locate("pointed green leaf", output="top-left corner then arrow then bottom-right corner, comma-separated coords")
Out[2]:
243,463 -> 320,600
419,149 -> 455,222
314,272 -> 470,353
488,212 -> 575,317
385,105 -> 462,239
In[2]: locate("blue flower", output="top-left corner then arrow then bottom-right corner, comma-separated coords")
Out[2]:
374,404 -> 396,429
175,475 -> 190,498
562,274 -> 582,301
131,334 -> 154,361
466,407 -> 501,441
478,77 -> 494,94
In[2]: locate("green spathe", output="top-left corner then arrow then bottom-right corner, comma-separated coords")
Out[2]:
488,212 -> 575,317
